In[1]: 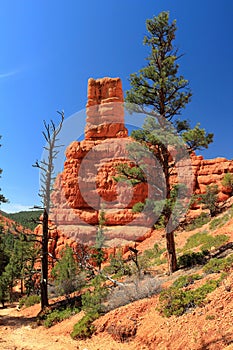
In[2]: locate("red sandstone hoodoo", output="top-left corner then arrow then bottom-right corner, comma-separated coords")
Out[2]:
42,77 -> 233,257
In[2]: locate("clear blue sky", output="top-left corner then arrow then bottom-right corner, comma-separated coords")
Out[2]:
0,0 -> 232,213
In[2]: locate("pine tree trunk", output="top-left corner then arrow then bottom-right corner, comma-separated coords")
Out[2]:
20,278 -> 24,295
163,149 -> 178,274
165,227 -> 178,274
41,209 -> 49,310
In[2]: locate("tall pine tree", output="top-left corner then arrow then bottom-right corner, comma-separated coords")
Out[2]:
125,12 -> 213,273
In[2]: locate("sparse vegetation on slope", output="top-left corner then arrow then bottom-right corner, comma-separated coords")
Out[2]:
158,278 -> 220,317
19,295 -> 41,308
209,210 -> 233,230
182,230 -> 229,251
185,212 -> 210,231
44,306 -> 80,328
203,254 -> 233,274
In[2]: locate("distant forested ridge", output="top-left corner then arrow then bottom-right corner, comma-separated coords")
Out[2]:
1,210 -> 43,231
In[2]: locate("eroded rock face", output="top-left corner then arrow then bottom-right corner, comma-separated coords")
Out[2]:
85,77 -> 128,140
50,77 -> 153,249
191,154 -> 233,202
43,77 -> 233,255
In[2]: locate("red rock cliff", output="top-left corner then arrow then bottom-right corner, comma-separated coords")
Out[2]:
39,77 -> 233,258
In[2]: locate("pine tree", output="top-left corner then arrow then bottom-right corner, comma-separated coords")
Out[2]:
0,226 -> 10,307
125,12 -> 213,273
51,245 -> 82,297
0,229 -> 39,301
0,226 -> 9,275
199,185 -> 219,217
92,209 -> 105,271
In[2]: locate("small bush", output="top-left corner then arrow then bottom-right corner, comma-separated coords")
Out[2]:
183,231 -> 228,251
141,244 -> 166,267
43,307 -> 80,328
69,275 -> 108,339
132,202 -> 145,213
71,312 -> 98,339
206,314 -> 215,320
173,274 -> 202,288
159,279 -> 219,317
209,214 -> 230,230
51,245 -> 85,297
178,251 -> 208,268
183,231 -> 208,250
154,215 -> 166,229
199,185 -> 219,217
81,275 -> 108,315
19,295 -> 40,308
222,173 -> 233,195
103,252 -> 131,277
203,255 -> 233,274
186,213 -> 210,231
201,234 -> 229,251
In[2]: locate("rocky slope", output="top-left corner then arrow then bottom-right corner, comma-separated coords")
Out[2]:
2,212 -> 233,350
2,198 -> 233,350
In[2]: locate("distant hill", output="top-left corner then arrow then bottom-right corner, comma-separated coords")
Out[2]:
1,210 -> 43,231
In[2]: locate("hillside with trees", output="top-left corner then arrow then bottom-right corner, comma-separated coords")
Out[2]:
1,210 -> 43,231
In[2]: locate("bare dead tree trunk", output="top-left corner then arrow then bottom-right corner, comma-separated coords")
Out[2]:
40,208 -> 49,309
33,111 -> 64,311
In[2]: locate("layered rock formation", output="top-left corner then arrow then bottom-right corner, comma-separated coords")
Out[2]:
192,155 -> 233,201
41,77 -> 233,258
85,77 -> 128,140
50,77 -> 153,250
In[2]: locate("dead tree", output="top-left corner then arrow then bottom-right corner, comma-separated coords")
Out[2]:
33,111 -> 64,310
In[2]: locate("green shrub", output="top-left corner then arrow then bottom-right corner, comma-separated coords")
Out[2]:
183,231 -> 228,251
159,279 -> 219,317
154,215 -> 166,229
173,274 -> 202,288
51,245 -> 85,297
178,251 -> 208,268
43,307 -> 80,328
141,244 -> 166,266
186,213 -> 210,231
183,231 -> 208,250
132,202 -> 145,213
103,252 -> 131,277
222,173 -> 233,195
71,312 -> 98,339
71,275 -> 108,339
209,214 -> 230,230
203,255 -> 233,274
19,295 -> 40,308
143,249 -> 155,259
81,275 -> 108,315
199,185 -> 219,217
202,235 -> 229,251
206,314 -> 215,320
